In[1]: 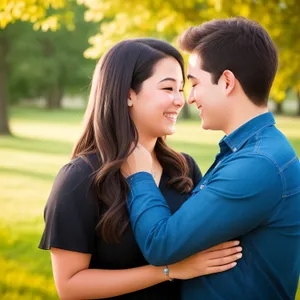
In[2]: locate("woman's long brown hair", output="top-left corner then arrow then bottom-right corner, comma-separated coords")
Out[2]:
72,39 -> 194,243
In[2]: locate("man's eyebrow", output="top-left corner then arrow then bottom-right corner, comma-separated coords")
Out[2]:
187,74 -> 197,80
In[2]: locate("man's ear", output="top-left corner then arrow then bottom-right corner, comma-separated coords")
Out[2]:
220,70 -> 236,96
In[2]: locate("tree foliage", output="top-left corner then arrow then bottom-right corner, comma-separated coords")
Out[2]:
0,0 -> 74,30
81,0 -> 300,106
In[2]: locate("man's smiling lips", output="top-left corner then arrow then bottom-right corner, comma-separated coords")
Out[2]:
197,106 -> 203,116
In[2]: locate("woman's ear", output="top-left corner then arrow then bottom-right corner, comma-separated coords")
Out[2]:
128,88 -> 137,107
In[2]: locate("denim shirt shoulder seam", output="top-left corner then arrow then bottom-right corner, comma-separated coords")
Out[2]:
279,155 -> 299,173
280,156 -> 300,198
251,151 -> 285,198
284,186 -> 300,198
254,130 -> 262,153
234,122 -> 274,151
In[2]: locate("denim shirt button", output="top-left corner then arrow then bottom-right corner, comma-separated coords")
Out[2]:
200,184 -> 205,190
233,147 -> 237,152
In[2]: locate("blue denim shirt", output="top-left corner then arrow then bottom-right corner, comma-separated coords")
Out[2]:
127,112 -> 300,300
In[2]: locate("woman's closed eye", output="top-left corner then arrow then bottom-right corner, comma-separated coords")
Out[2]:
163,87 -> 184,92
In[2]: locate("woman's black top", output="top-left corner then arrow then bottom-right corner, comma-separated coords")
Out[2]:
39,153 -> 202,300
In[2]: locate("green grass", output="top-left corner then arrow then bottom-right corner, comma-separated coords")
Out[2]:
1,107 -> 299,299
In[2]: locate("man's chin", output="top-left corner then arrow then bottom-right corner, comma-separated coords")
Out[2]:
202,123 -> 223,132
201,122 -> 218,131
201,121 -> 210,130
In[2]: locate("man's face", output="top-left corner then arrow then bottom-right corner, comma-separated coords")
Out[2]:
187,53 -> 229,131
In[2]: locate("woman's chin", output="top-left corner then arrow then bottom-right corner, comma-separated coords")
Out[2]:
164,126 -> 176,136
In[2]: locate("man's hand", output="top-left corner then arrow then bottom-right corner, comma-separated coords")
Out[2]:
122,144 -> 153,178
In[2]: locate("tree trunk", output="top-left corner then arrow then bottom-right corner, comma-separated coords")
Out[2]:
46,83 -> 64,109
274,102 -> 283,114
297,91 -> 300,116
0,32 -> 11,135
38,37 -> 64,110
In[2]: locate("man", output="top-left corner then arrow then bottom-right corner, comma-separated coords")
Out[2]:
125,17 -> 300,299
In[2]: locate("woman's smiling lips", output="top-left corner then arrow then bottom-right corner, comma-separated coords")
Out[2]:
163,112 -> 178,123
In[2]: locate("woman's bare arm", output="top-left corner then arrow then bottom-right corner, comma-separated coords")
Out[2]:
51,240 -> 242,299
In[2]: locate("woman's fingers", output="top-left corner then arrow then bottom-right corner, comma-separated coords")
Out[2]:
208,246 -> 242,259
205,261 -> 238,275
208,252 -> 243,267
122,143 -> 153,177
169,243 -> 242,279
205,250 -> 243,275
203,240 -> 240,253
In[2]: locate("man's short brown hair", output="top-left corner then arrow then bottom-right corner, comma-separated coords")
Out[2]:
179,17 -> 278,106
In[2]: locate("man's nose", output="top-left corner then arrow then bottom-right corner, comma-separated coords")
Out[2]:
187,89 -> 195,105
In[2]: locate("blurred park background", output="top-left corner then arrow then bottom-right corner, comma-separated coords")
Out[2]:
0,0 -> 299,299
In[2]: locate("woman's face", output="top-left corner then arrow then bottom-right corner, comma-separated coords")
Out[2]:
129,57 -> 185,139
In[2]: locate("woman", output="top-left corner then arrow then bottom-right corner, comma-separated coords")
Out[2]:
39,38 -> 242,299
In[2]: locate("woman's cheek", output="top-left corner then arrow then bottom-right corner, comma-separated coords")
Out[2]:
161,94 -> 175,108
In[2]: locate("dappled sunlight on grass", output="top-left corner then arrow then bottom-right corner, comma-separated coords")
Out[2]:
11,122 -> 82,143
0,226 -> 57,299
9,106 -> 84,143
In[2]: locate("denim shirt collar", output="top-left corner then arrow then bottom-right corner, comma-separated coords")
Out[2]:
220,112 -> 276,153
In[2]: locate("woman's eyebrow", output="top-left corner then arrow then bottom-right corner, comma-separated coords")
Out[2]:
158,77 -> 183,84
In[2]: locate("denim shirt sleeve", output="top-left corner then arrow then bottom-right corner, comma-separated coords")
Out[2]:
127,155 -> 283,266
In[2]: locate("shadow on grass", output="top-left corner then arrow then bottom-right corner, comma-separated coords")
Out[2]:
10,106 -> 84,125
0,167 -> 55,182
0,135 -> 73,156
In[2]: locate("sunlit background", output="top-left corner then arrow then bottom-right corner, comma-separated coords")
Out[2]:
0,0 -> 299,299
